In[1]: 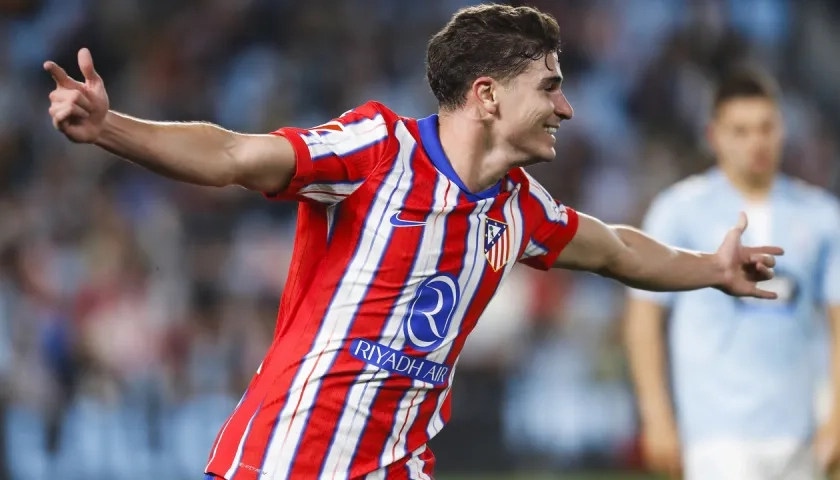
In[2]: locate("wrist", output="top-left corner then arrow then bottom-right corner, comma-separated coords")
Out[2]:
704,252 -> 728,291
93,110 -> 118,147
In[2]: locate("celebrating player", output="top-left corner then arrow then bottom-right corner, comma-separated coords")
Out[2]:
625,68 -> 840,479
45,5 -> 783,480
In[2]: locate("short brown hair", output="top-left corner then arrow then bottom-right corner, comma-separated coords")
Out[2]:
713,66 -> 780,114
426,4 -> 562,110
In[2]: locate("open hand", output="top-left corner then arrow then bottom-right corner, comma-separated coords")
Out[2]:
44,48 -> 109,144
714,212 -> 784,299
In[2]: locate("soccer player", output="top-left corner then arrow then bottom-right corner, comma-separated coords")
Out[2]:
625,68 -> 840,480
44,5 -> 783,480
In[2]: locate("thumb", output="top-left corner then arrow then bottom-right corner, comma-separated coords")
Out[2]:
734,211 -> 748,235
78,48 -> 101,84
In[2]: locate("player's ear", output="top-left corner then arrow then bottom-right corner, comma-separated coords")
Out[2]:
472,77 -> 498,115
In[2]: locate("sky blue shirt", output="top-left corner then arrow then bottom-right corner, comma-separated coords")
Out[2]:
631,167 -> 840,443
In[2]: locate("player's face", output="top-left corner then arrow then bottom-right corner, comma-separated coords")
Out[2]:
495,53 -> 573,163
709,97 -> 783,184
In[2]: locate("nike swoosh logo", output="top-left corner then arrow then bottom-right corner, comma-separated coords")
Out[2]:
390,212 -> 426,227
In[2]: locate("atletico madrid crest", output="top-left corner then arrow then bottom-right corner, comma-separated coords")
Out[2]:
484,217 -> 511,271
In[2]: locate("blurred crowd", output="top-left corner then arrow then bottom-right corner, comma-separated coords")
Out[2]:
1,0 -> 839,478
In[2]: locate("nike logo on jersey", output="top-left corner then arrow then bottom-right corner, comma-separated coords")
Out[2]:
389,212 -> 426,227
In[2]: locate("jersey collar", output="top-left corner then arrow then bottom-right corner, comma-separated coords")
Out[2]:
417,114 -> 502,200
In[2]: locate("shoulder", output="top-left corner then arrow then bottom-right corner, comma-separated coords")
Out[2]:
783,175 -> 840,209
510,167 -> 572,224
347,101 -> 401,123
655,170 -> 721,206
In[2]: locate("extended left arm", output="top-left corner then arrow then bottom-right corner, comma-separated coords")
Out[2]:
553,213 -> 778,295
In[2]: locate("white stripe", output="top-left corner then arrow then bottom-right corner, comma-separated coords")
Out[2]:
405,446 -> 431,480
318,123 -> 429,479
364,470 -> 386,480
223,408 -> 261,478
377,179 -> 463,468
305,114 -> 388,159
521,239 -> 548,259
299,191 -> 345,204
428,185 -> 525,436
300,180 -> 364,204
326,203 -> 338,240
261,123 -> 413,480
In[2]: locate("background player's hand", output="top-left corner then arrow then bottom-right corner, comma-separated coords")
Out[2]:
714,212 -> 784,299
44,48 -> 109,144
815,418 -> 840,474
640,419 -> 683,479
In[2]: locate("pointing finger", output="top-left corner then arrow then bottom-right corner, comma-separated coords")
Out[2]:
44,61 -> 81,90
749,245 -> 785,256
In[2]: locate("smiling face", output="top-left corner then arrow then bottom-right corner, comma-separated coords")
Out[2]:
492,52 -> 574,163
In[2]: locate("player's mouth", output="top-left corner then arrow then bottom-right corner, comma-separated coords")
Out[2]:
543,125 -> 558,135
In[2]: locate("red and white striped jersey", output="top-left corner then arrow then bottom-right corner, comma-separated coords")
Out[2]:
205,101 -> 579,480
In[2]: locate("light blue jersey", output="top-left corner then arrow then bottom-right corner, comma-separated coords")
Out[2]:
631,167 -> 840,444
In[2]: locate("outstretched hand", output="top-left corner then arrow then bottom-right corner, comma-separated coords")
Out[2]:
714,212 -> 784,299
44,48 -> 109,144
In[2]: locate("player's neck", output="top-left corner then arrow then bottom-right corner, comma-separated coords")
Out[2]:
720,167 -> 774,202
437,112 -> 514,193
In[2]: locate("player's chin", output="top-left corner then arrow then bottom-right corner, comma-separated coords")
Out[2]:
532,145 -> 557,162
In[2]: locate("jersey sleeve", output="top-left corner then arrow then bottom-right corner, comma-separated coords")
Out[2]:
518,177 -> 580,271
819,199 -> 840,306
265,101 -> 393,205
627,192 -> 685,306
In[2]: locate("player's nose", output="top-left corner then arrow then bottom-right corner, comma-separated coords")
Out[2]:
554,92 -> 573,121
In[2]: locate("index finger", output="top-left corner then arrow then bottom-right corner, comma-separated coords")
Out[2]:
43,61 -> 82,90
747,245 -> 785,256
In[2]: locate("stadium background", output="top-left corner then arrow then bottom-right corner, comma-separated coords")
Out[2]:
2,0 -> 840,478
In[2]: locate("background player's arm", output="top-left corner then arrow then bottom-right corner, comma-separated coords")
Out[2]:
623,297 -> 682,476
624,298 -> 675,425
96,112 -> 295,192
815,200 -> 840,472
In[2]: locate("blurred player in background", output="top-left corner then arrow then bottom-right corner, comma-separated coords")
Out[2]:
625,68 -> 840,480
45,5 -> 784,480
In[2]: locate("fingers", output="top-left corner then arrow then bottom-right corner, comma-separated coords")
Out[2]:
50,104 -> 90,129
735,211 -> 748,234
43,61 -> 82,90
49,88 -> 94,112
751,287 -> 779,300
750,253 -> 776,268
748,245 -> 785,256
78,48 -> 101,85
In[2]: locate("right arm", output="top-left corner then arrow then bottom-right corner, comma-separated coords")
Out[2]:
624,297 -> 677,432
624,296 -> 682,478
45,48 -> 295,193
94,111 -> 295,192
